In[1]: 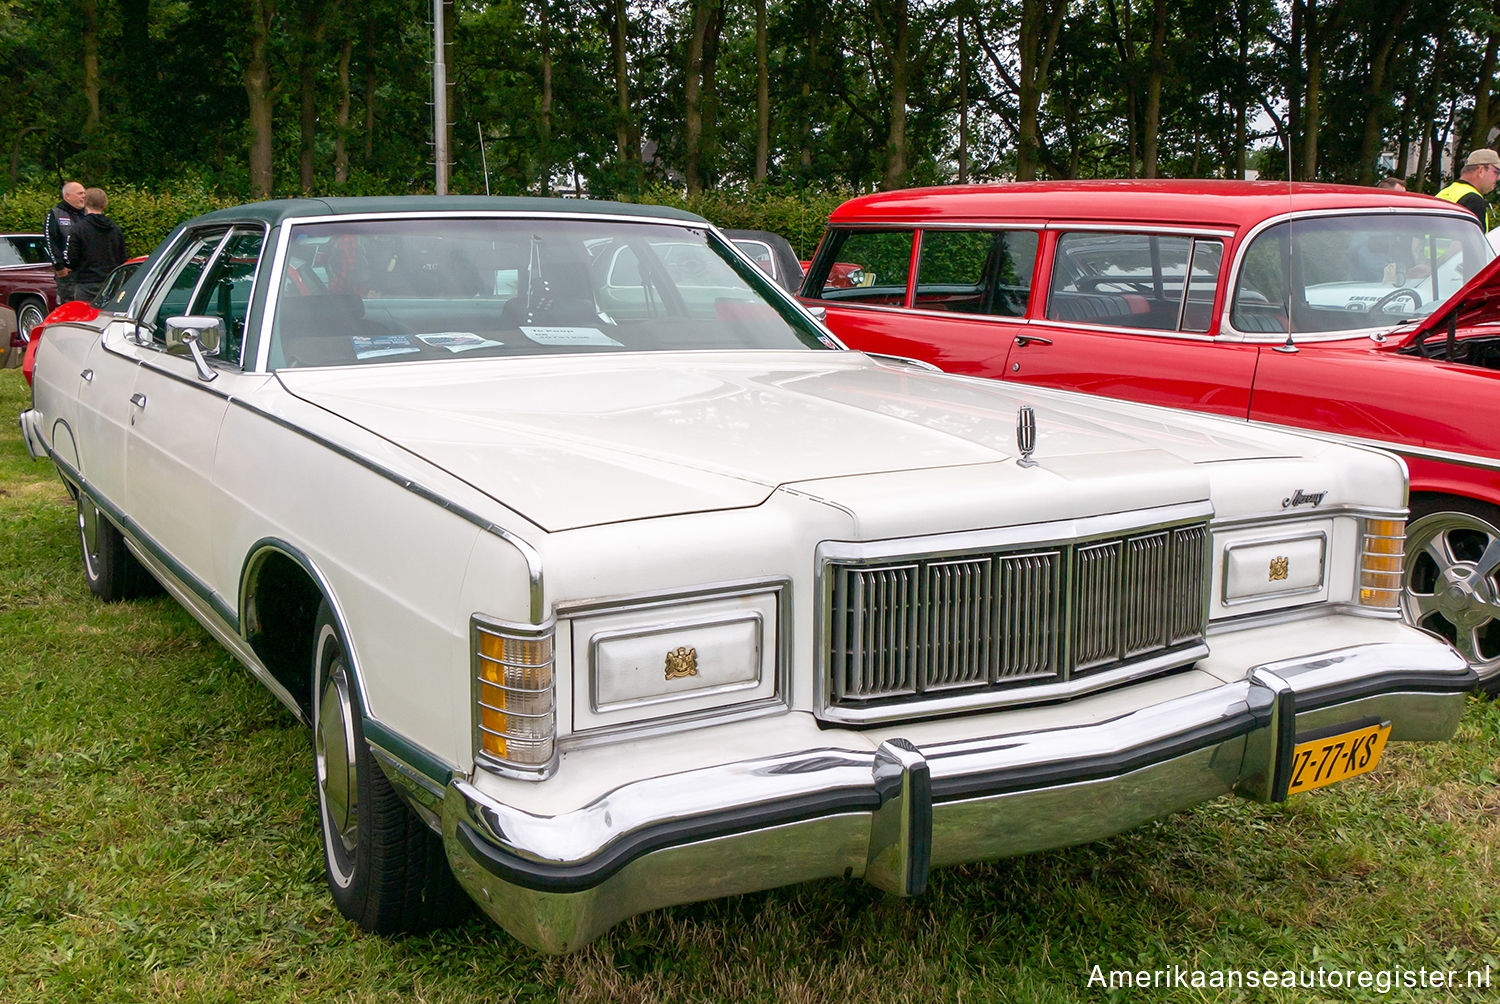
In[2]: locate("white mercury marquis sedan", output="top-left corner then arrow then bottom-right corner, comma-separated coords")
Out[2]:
18,197 -> 1475,952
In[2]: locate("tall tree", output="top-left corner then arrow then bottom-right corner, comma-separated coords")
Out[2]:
246,0 -> 276,198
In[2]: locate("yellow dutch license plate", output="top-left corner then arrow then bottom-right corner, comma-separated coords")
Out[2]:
1286,721 -> 1392,795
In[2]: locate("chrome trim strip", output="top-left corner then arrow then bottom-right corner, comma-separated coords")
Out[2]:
43,450 -> 307,722
231,395 -> 548,622
1258,423 -> 1500,475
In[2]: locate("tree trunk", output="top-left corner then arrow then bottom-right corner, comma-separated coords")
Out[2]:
1103,0 -> 1139,178
1016,0 -> 1065,180
335,36 -> 352,184
1472,3 -> 1499,148
83,0 -> 100,133
1142,0 -> 1166,178
684,1 -> 714,195
957,15 -> 968,183
364,10 -> 376,163
299,3 -> 324,194
1356,0 -> 1414,184
604,0 -> 638,168
246,0 -> 276,198
876,0 -> 911,190
540,0 -> 553,194
754,0 -> 769,182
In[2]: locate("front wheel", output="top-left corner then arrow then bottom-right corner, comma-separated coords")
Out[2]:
312,601 -> 469,933
1402,497 -> 1500,689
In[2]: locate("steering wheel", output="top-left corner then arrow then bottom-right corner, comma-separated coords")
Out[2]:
1370,286 -> 1421,314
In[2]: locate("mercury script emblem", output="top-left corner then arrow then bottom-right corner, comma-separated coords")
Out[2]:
1016,405 -> 1038,468
1269,556 -> 1289,581
664,646 -> 699,680
1282,489 -> 1327,509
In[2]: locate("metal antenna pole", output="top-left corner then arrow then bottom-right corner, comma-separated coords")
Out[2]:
433,0 -> 449,194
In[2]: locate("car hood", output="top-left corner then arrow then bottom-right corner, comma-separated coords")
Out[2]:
277,352 -> 1314,531
1398,252 -> 1500,345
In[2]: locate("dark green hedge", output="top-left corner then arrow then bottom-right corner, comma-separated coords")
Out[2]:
2,183 -> 849,261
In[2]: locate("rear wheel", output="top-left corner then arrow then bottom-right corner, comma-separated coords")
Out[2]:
1402,497 -> 1500,690
17,298 -> 46,343
312,601 -> 469,932
77,491 -> 157,601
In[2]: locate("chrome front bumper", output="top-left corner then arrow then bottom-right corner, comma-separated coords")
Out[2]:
18,408 -> 45,461
442,641 -> 1472,953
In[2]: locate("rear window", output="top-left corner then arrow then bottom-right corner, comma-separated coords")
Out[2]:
0,236 -> 49,267
1047,232 -> 1223,333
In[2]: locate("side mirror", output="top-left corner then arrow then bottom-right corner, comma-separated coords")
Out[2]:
805,305 -> 828,322
164,315 -> 224,382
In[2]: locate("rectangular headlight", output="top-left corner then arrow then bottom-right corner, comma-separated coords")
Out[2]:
1359,517 -> 1405,610
472,617 -> 556,771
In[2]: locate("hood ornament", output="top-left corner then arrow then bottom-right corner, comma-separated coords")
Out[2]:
1016,405 -> 1038,468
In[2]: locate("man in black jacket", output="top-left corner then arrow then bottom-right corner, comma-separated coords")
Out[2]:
43,181 -> 87,300
64,188 -> 126,303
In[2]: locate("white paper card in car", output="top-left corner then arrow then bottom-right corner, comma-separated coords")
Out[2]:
521,326 -> 623,347
416,332 -> 503,353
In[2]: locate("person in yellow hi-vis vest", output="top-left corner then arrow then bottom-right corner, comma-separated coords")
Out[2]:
1436,148 -> 1499,230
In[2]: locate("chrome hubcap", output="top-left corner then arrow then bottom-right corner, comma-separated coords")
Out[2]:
316,652 -> 359,885
1403,512 -> 1500,671
78,498 -> 102,576
18,303 -> 44,343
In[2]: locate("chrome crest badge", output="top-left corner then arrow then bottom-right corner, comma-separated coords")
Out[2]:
1269,556 -> 1289,581
1017,405 -> 1038,468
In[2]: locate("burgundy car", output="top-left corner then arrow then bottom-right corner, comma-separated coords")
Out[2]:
1,233 -> 60,347
803,181 -> 1500,680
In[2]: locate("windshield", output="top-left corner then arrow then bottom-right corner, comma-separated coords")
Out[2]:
1231,213 -> 1492,335
267,217 -> 831,369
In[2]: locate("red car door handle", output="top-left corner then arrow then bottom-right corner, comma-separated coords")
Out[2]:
1014,335 -> 1053,347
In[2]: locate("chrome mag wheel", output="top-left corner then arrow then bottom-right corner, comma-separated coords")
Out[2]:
1403,508 -> 1500,677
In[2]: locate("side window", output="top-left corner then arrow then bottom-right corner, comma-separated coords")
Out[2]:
912,229 -> 1038,316
184,229 -> 264,365
1047,232 -> 1220,333
143,231 -> 226,339
805,229 -> 912,305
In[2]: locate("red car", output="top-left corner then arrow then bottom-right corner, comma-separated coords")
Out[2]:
1,233 -> 60,347
803,180 -> 1500,678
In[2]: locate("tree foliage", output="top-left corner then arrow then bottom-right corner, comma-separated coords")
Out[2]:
2,0 -> 1496,201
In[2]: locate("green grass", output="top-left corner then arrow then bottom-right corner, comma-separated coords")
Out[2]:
2,364 -> 1498,1003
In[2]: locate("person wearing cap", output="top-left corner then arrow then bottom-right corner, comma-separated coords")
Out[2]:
1435,148 -> 1499,230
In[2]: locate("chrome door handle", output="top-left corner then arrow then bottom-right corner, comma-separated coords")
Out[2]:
1014,335 -> 1054,347
81,368 -> 94,382
129,393 -> 147,425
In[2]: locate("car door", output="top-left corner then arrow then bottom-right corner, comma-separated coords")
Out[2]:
123,225 -> 267,606
1002,230 -> 1260,418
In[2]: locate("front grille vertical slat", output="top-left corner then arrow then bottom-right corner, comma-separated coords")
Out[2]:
827,519 -> 1209,710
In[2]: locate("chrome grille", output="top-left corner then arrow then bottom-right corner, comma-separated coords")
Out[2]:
826,520 -> 1209,713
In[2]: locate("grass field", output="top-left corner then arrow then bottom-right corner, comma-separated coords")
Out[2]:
2,365 -> 1498,1003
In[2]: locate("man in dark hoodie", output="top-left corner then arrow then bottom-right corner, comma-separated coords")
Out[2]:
65,188 -> 127,302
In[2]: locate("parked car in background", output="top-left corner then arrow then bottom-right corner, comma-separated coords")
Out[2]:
804,181 -> 1500,680
21,196 -> 1473,953
1,232 -> 60,346
723,229 -> 803,293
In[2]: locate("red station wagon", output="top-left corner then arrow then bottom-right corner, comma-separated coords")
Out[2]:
802,180 -> 1500,680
